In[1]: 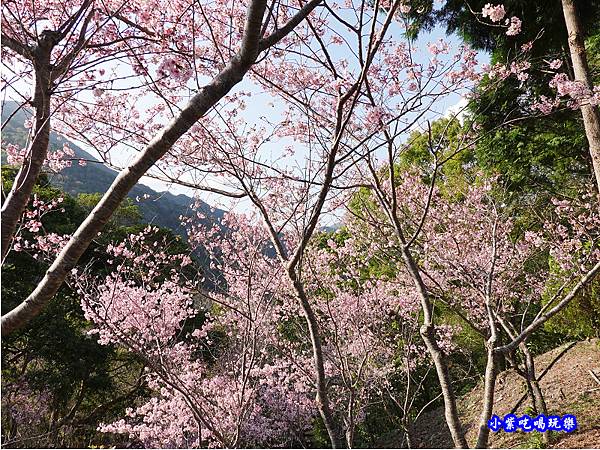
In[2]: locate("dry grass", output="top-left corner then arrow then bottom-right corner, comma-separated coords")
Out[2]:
409,339 -> 600,449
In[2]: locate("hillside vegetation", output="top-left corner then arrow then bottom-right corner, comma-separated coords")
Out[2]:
1,101 -> 223,235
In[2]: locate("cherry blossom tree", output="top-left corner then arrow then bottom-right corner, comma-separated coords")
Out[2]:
303,230 -> 461,447
353,139 -> 599,448
158,2 -> 501,444
78,225 -> 315,448
3,1 -> 600,448
82,211 -> 462,448
335,4 -> 600,446
1,0 -> 324,335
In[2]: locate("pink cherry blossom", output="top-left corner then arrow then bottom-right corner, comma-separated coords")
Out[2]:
549,59 -> 563,69
481,3 -> 506,22
505,16 -> 522,36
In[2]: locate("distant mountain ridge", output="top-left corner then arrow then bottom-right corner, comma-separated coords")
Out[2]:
1,101 -> 224,236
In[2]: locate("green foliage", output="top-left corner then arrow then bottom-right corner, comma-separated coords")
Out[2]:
472,83 -> 591,197
309,416 -> 332,448
399,118 -> 478,196
541,260 -> 600,340
1,169 -> 146,447
76,192 -> 142,227
354,406 -> 399,448
415,1 -> 600,199
519,431 -> 548,449
421,0 -> 600,57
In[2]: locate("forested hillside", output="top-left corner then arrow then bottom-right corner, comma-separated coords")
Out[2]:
1,0 -> 599,449
1,101 -> 223,235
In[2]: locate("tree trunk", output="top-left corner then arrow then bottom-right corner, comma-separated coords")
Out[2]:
1,37 -> 55,261
475,343 -> 498,448
561,0 -> 600,193
289,273 -> 341,448
345,392 -> 356,449
520,343 -> 549,444
476,282 -> 500,449
401,249 -> 468,449
405,427 -> 413,449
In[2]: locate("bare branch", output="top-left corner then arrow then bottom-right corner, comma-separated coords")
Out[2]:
496,261 -> 600,354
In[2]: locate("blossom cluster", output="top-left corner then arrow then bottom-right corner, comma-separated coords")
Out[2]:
5,142 -> 75,172
350,169 -> 598,337
480,3 -> 521,35
84,224 -> 316,447
481,3 -> 506,22
11,194 -> 69,259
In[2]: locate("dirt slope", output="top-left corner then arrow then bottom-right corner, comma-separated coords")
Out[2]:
411,339 -> 600,448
